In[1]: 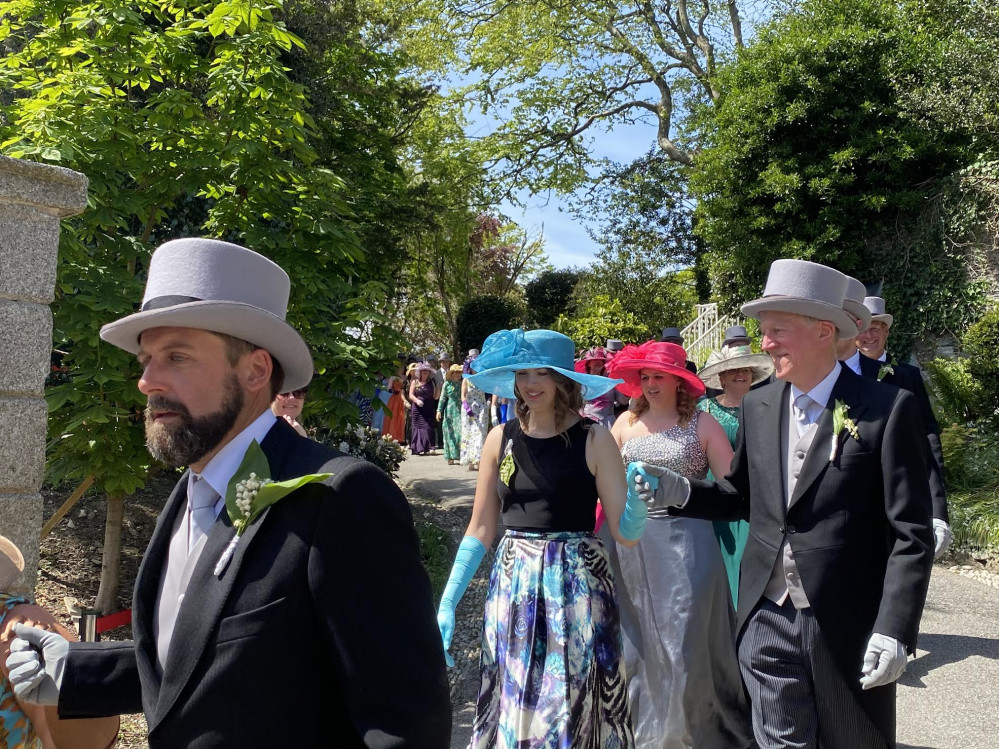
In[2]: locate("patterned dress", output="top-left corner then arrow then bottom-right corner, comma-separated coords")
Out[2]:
437,380 -> 462,461
697,397 -> 747,607
470,420 -> 633,749
615,412 -> 753,749
0,595 -> 43,749
460,381 -> 489,466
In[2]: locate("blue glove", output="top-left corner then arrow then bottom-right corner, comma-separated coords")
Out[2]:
619,463 -> 650,540
437,536 -> 486,667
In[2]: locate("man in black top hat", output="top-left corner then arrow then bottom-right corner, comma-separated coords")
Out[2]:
661,327 -> 698,373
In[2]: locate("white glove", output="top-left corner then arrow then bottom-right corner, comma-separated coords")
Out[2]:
932,519 -> 952,558
859,632 -> 907,690
490,406 -> 499,425
5,623 -> 69,704
633,462 -> 690,510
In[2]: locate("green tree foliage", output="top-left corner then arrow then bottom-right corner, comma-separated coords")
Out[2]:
964,307 -> 999,421
553,295 -> 648,350
404,0 -> 768,194
690,0 -> 988,353
577,153 -> 700,335
0,0 -> 412,608
455,294 -> 521,354
525,270 -> 581,328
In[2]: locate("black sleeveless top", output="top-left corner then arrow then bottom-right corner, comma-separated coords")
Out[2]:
497,419 -> 599,532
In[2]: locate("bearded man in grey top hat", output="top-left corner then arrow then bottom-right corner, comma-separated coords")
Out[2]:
5,239 -> 451,748
632,259 -> 933,749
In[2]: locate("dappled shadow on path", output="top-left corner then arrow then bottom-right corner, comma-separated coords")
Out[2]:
899,632 -> 999,688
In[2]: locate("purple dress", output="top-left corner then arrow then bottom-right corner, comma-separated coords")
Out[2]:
409,381 -> 436,454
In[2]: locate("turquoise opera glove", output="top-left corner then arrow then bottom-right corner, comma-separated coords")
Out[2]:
618,463 -> 650,540
437,536 -> 487,667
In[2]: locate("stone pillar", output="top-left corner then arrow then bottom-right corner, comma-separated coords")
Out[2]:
0,156 -> 88,593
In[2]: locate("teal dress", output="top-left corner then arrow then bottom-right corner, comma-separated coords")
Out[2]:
436,380 -> 462,461
697,397 -> 748,607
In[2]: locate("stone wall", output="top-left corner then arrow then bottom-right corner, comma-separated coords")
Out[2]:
0,156 -> 87,593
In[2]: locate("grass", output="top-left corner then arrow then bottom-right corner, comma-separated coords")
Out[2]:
416,520 -> 453,603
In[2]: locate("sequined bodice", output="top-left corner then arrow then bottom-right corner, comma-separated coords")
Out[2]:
621,413 -> 707,517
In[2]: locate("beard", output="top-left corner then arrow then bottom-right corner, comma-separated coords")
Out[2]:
145,374 -> 244,468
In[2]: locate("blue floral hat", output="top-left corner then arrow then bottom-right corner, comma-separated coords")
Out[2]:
464,329 -> 622,400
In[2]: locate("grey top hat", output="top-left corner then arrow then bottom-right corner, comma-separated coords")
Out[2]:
660,327 -> 684,343
741,259 -> 858,339
439,351 -> 452,361
863,296 -> 894,328
842,276 -> 872,334
721,325 -> 751,348
100,238 -> 314,392
605,339 -> 624,352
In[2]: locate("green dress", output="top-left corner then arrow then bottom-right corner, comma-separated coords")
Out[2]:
437,380 -> 462,461
697,397 -> 748,608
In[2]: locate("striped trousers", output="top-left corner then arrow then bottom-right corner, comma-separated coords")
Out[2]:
738,598 -> 890,749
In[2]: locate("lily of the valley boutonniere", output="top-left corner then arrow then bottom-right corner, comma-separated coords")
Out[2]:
214,439 -> 333,577
877,358 -> 897,381
829,399 -> 861,463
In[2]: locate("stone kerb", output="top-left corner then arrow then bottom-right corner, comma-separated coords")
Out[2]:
0,156 -> 88,593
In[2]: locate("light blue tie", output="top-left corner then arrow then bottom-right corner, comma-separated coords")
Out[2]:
793,393 -> 816,436
188,476 -> 218,551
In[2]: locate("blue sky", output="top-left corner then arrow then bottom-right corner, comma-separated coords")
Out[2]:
500,118 -> 661,271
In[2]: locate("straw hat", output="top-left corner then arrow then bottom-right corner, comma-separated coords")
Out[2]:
100,238 -> 314,391
697,345 -> 774,390
0,536 -> 25,591
605,341 -> 705,398
465,329 -> 621,400
740,259 -> 858,339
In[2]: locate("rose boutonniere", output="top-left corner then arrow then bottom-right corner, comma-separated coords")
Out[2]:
877,357 -> 897,381
829,399 -> 861,463
214,439 -> 333,577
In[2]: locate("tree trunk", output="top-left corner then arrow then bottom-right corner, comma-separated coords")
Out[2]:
94,492 -> 126,615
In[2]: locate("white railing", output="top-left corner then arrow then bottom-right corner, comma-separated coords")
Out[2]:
681,303 -> 741,368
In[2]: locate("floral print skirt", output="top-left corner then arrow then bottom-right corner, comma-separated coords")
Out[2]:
470,530 -> 633,749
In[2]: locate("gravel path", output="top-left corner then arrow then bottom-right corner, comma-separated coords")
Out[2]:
395,453 -> 999,749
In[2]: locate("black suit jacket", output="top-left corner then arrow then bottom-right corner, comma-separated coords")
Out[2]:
675,368 -> 933,735
858,353 -> 948,521
58,419 -> 451,748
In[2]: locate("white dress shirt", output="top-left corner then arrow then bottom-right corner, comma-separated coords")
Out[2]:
842,350 -> 862,375
789,363 -> 842,431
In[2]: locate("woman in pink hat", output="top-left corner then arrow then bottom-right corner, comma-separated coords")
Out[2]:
607,341 -> 753,749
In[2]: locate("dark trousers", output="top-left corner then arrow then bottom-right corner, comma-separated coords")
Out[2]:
738,598 -> 890,749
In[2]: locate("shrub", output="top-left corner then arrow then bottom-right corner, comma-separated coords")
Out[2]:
963,307 -> 999,422
456,295 -> 521,354
924,357 -> 984,425
317,425 -> 406,478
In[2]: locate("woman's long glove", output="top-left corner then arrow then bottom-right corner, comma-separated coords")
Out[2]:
618,464 -> 650,540
437,536 -> 486,667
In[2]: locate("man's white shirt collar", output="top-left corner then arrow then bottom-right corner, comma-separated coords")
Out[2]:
789,362 -> 842,412
843,350 -> 862,375
189,409 -> 278,516
878,351 -> 887,362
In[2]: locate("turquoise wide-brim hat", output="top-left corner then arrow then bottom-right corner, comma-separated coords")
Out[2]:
464,329 -> 622,400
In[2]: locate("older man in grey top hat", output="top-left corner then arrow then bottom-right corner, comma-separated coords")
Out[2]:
633,259 -> 933,749
6,238 -> 451,748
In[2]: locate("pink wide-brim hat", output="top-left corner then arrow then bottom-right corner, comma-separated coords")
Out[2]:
605,341 -> 705,398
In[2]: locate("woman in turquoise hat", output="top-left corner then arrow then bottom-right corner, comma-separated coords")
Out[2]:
436,329 -> 653,748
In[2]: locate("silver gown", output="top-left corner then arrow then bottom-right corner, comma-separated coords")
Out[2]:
614,412 -> 753,749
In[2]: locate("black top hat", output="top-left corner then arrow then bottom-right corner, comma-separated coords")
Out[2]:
660,327 -> 684,343
722,325 -> 751,348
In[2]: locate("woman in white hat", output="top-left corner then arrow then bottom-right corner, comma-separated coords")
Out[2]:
697,346 -> 774,607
